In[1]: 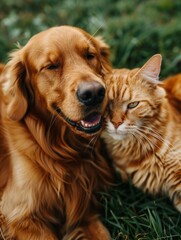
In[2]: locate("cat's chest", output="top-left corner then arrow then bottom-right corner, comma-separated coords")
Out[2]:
114,151 -> 165,193
105,138 -> 139,165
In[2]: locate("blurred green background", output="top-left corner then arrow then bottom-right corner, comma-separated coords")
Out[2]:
0,0 -> 181,78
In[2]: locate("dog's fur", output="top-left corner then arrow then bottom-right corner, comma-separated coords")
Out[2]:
0,64 -> 4,74
163,73 -> 181,110
0,26 -> 113,240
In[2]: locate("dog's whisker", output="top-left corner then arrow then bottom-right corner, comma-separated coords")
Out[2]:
89,25 -> 103,40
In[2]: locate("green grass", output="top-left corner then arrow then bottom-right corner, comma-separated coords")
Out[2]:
100,178 -> 181,240
0,0 -> 181,239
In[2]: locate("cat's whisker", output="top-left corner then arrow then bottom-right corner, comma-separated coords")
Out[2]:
132,128 -> 157,151
138,126 -> 173,149
142,125 -> 172,145
136,128 -> 169,152
120,125 -> 157,151
130,131 -> 151,159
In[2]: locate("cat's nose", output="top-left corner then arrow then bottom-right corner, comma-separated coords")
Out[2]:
111,121 -> 123,129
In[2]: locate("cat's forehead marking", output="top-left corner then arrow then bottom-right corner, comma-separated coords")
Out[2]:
120,80 -> 132,102
109,69 -> 127,99
109,69 -> 133,101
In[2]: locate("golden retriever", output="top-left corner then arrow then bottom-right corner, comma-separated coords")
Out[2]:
0,64 -> 4,74
0,26 -> 113,240
163,73 -> 181,104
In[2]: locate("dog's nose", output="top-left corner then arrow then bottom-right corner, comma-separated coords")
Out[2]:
77,81 -> 105,106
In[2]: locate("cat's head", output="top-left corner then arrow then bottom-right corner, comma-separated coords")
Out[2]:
106,54 -> 166,140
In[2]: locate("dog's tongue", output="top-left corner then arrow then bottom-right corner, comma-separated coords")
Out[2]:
80,113 -> 101,128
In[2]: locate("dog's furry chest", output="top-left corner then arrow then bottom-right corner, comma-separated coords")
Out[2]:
1,124 -> 98,227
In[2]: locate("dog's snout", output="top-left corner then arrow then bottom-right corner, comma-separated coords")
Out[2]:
77,81 -> 105,106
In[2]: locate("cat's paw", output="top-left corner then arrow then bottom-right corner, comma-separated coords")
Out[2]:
173,195 -> 181,213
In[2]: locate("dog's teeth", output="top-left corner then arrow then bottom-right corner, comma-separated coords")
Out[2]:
80,120 -> 85,127
80,120 -> 99,128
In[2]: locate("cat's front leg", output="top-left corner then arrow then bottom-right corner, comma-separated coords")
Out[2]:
173,194 -> 181,213
164,167 -> 181,213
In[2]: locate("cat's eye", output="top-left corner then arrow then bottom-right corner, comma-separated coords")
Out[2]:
127,101 -> 139,109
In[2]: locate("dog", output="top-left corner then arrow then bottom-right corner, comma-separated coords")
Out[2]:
0,26 -> 113,240
0,64 -> 4,74
163,73 -> 181,109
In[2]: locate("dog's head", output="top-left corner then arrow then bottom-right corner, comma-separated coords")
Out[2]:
2,26 -> 111,137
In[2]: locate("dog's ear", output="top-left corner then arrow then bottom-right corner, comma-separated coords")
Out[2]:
0,63 -> 5,75
3,51 -> 29,121
95,36 -> 112,74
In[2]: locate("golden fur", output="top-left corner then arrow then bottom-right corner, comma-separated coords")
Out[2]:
163,73 -> 181,110
102,54 -> 181,212
0,26 -> 113,240
0,64 -> 4,74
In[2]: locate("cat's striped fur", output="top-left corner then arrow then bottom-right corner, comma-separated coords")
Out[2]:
102,54 -> 181,212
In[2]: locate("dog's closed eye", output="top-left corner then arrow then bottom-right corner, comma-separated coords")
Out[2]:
47,64 -> 60,70
85,52 -> 96,60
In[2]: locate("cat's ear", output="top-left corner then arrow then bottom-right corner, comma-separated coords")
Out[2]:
136,54 -> 162,84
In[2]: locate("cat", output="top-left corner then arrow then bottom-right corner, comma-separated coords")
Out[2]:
102,54 -> 181,212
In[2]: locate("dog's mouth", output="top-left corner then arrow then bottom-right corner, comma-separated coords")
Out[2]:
54,107 -> 103,134
78,112 -> 103,133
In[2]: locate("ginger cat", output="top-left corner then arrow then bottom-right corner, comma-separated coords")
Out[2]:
102,54 -> 181,212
